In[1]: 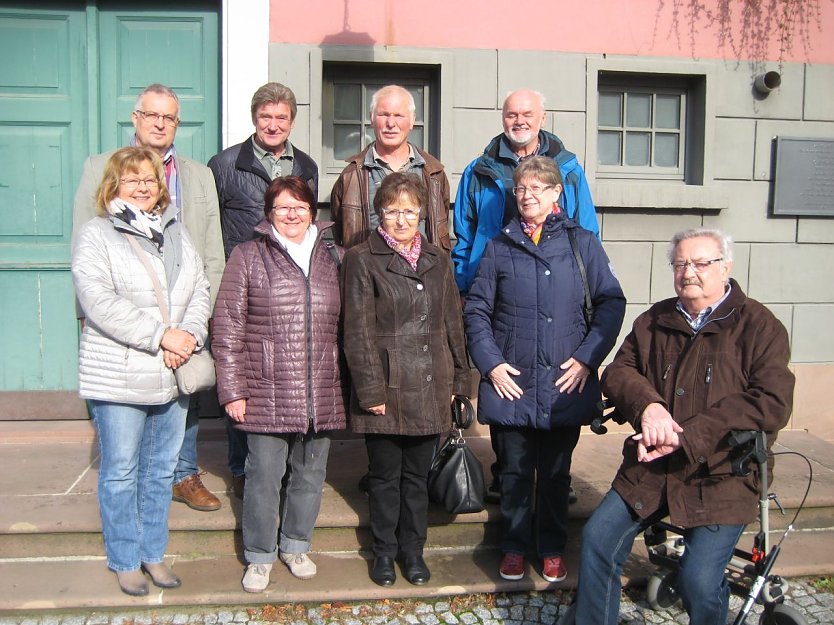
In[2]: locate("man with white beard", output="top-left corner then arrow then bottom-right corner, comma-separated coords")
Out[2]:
452,88 -> 598,503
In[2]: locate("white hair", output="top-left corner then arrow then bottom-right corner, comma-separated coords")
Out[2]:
667,227 -> 735,263
370,85 -> 416,117
503,89 -> 546,110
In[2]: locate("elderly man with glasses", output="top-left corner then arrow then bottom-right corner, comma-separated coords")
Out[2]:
73,83 -> 225,514
573,227 -> 795,625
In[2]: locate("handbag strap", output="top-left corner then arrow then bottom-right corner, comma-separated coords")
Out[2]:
125,234 -> 171,325
567,226 -> 594,326
452,395 -> 475,429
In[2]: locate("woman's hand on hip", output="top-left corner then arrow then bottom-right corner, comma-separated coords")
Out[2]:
555,358 -> 590,394
161,327 -> 197,360
225,399 -> 247,423
488,363 -> 523,400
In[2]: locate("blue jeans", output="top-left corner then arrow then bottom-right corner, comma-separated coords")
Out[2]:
173,395 -> 199,483
242,430 -> 331,564
226,416 -> 248,477
576,489 -> 744,625
89,397 -> 188,572
493,424 -> 580,556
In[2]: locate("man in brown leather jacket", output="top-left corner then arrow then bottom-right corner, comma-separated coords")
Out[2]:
575,227 -> 794,625
329,85 -> 451,251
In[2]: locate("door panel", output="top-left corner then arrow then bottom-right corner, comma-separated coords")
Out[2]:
99,5 -> 219,162
0,1 -> 218,405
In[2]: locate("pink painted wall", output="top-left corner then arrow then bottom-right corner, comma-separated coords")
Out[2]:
271,0 -> 834,64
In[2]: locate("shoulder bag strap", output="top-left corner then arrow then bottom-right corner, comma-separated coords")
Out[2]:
125,234 -> 171,325
321,228 -> 341,269
567,227 -> 594,326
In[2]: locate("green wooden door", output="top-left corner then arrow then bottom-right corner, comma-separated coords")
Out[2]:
0,1 -> 218,417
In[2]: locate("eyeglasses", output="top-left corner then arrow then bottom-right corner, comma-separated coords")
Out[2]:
512,184 -> 554,197
120,177 -> 160,189
134,110 -> 180,127
670,258 -> 723,273
381,208 -> 420,221
272,205 -> 311,216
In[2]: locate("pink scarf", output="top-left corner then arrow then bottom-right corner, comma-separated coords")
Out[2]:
377,226 -> 422,271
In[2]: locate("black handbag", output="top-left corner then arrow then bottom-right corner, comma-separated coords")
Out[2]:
427,396 -> 486,514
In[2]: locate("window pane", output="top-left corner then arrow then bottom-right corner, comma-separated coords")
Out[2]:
334,84 -> 361,120
408,86 -> 425,122
363,126 -> 376,148
656,94 -> 681,129
655,133 -> 679,167
598,92 -> 622,127
409,126 -> 424,150
626,93 -> 651,128
334,125 -> 361,160
364,85 -> 380,121
625,131 -> 650,166
598,131 -> 622,165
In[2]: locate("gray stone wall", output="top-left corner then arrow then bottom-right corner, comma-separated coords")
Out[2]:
267,43 -> 834,365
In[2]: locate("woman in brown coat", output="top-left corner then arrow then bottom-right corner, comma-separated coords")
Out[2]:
212,176 -> 346,593
342,172 -> 470,588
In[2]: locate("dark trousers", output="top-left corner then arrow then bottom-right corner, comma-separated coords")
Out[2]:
493,424 -> 581,556
225,416 -> 249,477
365,433 -> 439,559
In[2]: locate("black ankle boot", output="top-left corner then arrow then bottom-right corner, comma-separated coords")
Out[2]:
370,556 -> 396,586
402,555 -> 430,585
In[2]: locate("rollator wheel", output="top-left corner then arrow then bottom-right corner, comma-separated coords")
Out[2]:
758,603 -> 808,625
646,568 -> 682,611
557,602 -> 576,625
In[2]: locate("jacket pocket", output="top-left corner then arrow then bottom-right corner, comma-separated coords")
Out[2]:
380,347 -> 399,389
261,338 -> 275,381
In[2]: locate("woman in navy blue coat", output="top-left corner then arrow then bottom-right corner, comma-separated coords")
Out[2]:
464,156 -> 625,584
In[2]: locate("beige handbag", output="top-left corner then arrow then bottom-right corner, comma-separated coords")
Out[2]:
125,235 -> 215,394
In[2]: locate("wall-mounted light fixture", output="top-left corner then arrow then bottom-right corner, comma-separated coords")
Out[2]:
754,71 -> 782,96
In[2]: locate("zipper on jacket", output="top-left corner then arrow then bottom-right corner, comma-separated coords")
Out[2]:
705,363 -> 713,384
305,271 -> 315,433
662,364 -> 671,380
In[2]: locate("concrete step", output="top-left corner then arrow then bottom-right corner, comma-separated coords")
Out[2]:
1,421 -> 833,612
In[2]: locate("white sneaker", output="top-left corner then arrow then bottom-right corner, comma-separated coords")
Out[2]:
242,562 -> 272,592
280,552 -> 317,579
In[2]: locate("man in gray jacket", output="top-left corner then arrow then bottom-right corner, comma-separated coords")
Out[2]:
73,83 -> 225,513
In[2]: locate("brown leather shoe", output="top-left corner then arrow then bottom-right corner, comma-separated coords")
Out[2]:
172,473 -> 221,511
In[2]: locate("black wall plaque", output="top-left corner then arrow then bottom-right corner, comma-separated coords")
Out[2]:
773,137 -> 834,216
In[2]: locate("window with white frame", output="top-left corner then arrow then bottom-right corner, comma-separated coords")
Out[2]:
597,74 -> 694,181
322,63 -> 438,175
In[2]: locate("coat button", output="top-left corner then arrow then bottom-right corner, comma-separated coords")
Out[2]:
422,345 -> 429,352
420,314 -> 427,321
547,317 -> 553,323
416,283 -> 424,290
544,270 -> 551,276
634,502 -> 643,511
426,375 -> 433,382
675,387 -> 685,396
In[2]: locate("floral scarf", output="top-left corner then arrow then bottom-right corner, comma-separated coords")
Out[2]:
377,226 -> 422,271
108,198 -> 165,252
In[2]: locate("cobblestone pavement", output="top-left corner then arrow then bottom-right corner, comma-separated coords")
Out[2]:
0,580 -> 831,625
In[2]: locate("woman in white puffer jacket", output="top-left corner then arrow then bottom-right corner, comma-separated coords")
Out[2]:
71,146 -> 210,597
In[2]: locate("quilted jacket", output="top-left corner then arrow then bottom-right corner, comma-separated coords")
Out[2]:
212,220 -> 347,434
72,209 -> 211,404
464,214 -> 625,429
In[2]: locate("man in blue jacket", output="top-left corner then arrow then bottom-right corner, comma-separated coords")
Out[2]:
453,89 -> 598,501
453,89 -> 598,295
